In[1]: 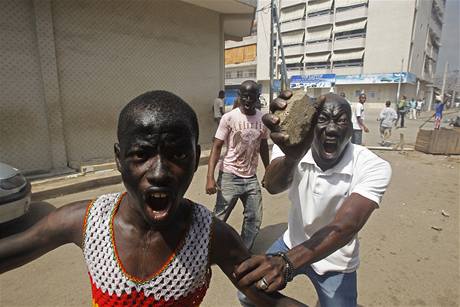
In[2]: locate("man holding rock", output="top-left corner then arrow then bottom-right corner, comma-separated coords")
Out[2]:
235,92 -> 392,307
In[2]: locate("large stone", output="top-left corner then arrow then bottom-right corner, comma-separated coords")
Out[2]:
274,90 -> 320,147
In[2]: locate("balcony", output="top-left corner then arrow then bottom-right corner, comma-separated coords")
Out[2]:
281,19 -> 306,33
283,44 -> 305,56
280,0 -> 303,9
304,67 -> 332,75
332,66 -> 363,75
306,40 -> 332,53
335,5 -> 368,23
287,68 -> 304,78
306,13 -> 333,28
333,35 -> 366,50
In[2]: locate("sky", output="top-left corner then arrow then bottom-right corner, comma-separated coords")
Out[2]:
435,0 -> 460,75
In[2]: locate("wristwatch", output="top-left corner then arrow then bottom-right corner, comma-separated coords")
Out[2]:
268,252 -> 295,285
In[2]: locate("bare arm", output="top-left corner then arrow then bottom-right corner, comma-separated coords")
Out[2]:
235,194 -> 377,291
205,138 -> 225,194
259,139 -> 270,169
210,218 -> 307,307
0,200 -> 89,274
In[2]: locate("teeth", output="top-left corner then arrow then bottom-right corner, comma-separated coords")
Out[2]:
152,192 -> 167,198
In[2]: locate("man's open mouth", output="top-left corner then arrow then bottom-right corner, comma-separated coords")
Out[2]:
323,141 -> 337,153
144,188 -> 173,220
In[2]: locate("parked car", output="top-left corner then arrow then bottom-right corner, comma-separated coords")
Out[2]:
0,162 -> 31,223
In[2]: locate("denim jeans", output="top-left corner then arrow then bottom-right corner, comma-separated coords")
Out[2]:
351,129 -> 362,145
214,171 -> 263,250
238,237 -> 357,307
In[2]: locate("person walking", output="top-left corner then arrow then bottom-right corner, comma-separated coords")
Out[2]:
351,93 -> 369,145
235,92 -> 392,307
409,97 -> 417,120
397,95 -> 408,128
206,80 -> 270,251
378,101 -> 398,146
213,90 -> 225,126
416,97 -> 424,118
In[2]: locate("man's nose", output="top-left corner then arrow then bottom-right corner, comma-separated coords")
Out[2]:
325,122 -> 339,134
146,156 -> 168,182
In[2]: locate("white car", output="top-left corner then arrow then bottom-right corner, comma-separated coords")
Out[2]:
0,162 -> 31,223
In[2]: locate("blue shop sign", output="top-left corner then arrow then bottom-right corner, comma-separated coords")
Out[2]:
290,74 -> 336,89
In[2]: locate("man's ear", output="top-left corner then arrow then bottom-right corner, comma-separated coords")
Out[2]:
194,144 -> 201,172
114,143 -> 121,172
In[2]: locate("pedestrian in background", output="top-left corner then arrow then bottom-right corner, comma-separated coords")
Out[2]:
378,101 -> 398,146
434,99 -> 446,130
409,97 -> 417,120
397,95 -> 408,128
351,93 -> 369,145
206,80 -> 269,251
213,90 -> 225,126
416,97 -> 424,118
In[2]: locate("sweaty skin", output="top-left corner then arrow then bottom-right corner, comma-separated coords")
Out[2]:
234,93 -> 378,293
0,93 -> 304,307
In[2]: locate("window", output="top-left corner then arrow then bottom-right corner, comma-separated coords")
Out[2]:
248,69 -> 256,78
225,71 -> 232,79
237,71 -> 243,78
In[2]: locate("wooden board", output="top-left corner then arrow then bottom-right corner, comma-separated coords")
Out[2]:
415,128 -> 460,155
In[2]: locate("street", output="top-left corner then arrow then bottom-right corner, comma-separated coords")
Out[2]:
1,145 -> 459,306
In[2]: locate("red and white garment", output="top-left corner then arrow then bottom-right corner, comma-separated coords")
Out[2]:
83,192 -> 212,306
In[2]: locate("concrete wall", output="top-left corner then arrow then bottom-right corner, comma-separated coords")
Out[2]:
0,0 -> 53,172
1,0 -> 224,173
364,0 -> 416,74
336,83 -> 417,106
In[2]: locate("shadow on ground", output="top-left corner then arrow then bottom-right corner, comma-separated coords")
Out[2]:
0,201 -> 56,239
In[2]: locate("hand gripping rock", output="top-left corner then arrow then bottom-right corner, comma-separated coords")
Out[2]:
273,90 -> 320,147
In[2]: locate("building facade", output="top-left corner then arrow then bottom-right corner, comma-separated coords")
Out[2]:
257,0 -> 445,106
0,0 -> 255,174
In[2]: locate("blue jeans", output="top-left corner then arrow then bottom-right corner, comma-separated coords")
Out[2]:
238,237 -> 357,307
351,130 -> 362,145
214,171 -> 263,250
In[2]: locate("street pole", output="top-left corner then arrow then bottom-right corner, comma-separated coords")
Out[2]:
440,61 -> 448,101
269,0 -> 274,104
273,1 -> 288,91
396,58 -> 404,104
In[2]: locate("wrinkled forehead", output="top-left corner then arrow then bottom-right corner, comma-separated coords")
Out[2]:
121,109 -> 194,143
320,99 -> 351,118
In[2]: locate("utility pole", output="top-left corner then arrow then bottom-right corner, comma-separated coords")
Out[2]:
396,58 -> 404,104
440,61 -> 448,101
269,0 -> 274,104
272,1 -> 288,91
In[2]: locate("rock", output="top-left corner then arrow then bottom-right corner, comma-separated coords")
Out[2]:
431,226 -> 443,231
441,210 -> 450,217
273,90 -> 320,147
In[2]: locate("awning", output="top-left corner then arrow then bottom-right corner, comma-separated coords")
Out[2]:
280,4 -> 306,22
306,0 -> 333,14
305,52 -> 330,63
306,26 -> 332,42
280,55 -> 304,64
282,30 -> 305,45
335,0 -> 368,8
334,20 -> 367,33
332,50 -> 364,61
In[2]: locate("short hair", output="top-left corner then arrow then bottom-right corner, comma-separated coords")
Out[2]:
359,93 -> 366,98
385,100 -> 391,107
239,80 -> 259,94
117,90 -> 199,143
218,90 -> 225,98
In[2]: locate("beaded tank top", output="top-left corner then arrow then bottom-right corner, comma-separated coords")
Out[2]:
83,193 -> 212,306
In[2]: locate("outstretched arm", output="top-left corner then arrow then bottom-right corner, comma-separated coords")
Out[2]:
210,218 -> 307,307
235,194 -> 377,291
0,200 -> 88,274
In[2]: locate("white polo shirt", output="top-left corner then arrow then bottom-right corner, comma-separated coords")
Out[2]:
271,143 -> 391,275
352,102 -> 364,130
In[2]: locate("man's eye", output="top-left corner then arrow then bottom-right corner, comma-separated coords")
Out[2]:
173,153 -> 187,160
131,151 -> 147,161
338,118 -> 348,124
318,116 -> 328,123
